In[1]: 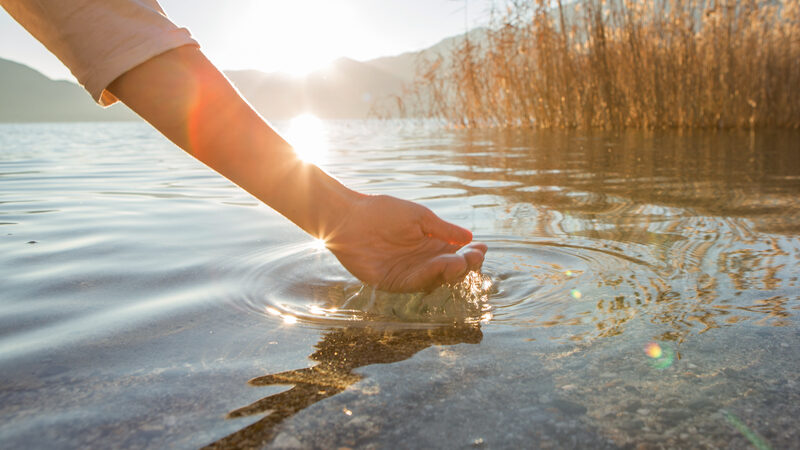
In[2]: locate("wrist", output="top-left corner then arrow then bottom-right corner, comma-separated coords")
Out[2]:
314,173 -> 363,241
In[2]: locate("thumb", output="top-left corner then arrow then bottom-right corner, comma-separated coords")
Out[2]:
421,212 -> 472,245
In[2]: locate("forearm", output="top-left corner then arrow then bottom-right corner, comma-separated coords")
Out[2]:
108,46 -> 359,238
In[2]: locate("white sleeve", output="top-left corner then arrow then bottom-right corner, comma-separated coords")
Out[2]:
1,0 -> 199,106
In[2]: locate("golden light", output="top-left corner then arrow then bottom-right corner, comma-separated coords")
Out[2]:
238,2 -> 357,75
310,238 -> 327,251
266,307 -> 297,325
286,114 -> 328,164
282,314 -> 298,325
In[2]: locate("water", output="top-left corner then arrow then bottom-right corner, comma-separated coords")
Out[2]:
1,121 -> 798,448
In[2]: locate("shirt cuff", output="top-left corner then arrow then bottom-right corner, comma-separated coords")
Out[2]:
85,28 -> 198,106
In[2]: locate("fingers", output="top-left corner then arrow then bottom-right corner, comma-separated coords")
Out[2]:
420,211 -> 472,245
385,241 -> 489,292
401,242 -> 487,290
440,254 -> 469,283
401,253 -> 467,292
458,242 -> 487,271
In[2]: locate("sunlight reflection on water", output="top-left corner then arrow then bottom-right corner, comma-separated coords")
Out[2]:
285,113 -> 328,164
1,123 -> 799,449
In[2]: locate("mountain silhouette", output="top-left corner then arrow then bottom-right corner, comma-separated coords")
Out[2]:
0,57 -> 137,122
0,29 -> 485,122
225,57 -> 406,119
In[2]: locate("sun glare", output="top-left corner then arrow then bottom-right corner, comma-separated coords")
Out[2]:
287,114 -> 328,164
239,2 -> 357,76
311,238 -> 327,251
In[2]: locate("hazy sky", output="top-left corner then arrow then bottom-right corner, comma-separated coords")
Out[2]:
0,0 -> 496,81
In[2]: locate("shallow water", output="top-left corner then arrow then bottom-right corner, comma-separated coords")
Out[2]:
1,121 -> 799,448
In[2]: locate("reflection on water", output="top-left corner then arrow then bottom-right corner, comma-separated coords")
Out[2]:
225,128 -> 800,348
285,114 -> 328,164
1,123 -> 798,448
233,244 -> 495,325
432,129 -> 800,344
206,324 -> 482,448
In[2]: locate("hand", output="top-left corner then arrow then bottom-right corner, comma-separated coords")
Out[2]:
325,194 -> 487,293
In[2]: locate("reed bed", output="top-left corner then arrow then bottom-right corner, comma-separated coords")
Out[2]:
398,0 -> 800,129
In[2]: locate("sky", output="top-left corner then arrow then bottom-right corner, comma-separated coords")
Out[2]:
0,0 -> 496,81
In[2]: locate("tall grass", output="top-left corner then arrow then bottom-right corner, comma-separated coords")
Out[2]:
400,0 -> 800,129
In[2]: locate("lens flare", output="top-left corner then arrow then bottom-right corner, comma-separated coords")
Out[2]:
723,410 -> 772,450
570,289 -> 582,299
644,341 -> 674,369
645,342 -> 663,358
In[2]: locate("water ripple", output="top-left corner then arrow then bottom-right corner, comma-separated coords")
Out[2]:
228,235 -> 666,342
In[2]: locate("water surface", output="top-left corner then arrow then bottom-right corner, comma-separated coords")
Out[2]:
1,122 -> 798,448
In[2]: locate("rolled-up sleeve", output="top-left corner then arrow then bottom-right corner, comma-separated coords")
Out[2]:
1,0 -> 198,106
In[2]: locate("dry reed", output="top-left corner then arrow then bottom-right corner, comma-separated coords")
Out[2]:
395,0 -> 800,129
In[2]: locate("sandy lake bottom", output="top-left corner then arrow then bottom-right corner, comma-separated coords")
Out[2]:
1,121 -> 799,448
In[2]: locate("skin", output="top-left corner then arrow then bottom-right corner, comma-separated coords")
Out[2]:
108,45 -> 487,292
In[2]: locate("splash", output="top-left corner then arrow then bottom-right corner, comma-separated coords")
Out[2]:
339,270 -> 495,323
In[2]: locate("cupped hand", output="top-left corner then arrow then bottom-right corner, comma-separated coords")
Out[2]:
324,194 -> 487,293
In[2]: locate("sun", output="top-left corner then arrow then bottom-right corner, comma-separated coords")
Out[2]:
286,113 -> 328,164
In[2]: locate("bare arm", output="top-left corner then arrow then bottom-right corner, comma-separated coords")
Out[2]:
108,45 -> 353,239
108,46 -> 486,292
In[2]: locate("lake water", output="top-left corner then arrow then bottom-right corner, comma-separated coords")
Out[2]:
1,121 -> 798,448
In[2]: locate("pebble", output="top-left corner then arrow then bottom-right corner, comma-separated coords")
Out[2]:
688,398 -> 715,411
625,400 -> 643,413
550,398 -> 588,415
636,408 -> 650,415
271,434 -> 303,449
660,408 -> 690,424
620,419 -> 645,431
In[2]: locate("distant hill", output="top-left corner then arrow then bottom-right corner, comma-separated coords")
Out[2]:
363,27 -> 488,83
225,57 -> 406,120
0,29 -> 484,122
225,28 -> 488,120
0,57 -> 137,122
